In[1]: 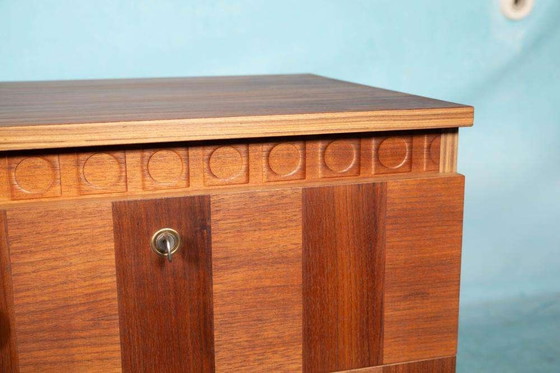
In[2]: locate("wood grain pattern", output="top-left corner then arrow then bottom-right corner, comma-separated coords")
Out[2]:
303,183 -> 386,372
211,189 -> 303,372
383,176 -> 464,363
440,129 -> 459,173
0,211 -> 18,372
340,356 -> 456,372
0,74 -> 473,151
6,202 -> 121,372
0,131 -> 445,205
112,196 -> 214,373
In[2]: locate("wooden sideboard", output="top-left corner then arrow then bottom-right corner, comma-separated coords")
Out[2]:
0,74 -> 473,372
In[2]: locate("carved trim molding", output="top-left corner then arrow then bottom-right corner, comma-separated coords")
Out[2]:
0,130 -> 449,203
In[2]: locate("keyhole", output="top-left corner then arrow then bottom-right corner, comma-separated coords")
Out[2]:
151,228 -> 181,262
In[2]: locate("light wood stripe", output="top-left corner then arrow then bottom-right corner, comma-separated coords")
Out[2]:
6,203 -> 122,372
211,189 -> 303,371
440,128 -> 459,173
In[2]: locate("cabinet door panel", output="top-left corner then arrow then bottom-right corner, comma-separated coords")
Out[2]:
302,183 -> 386,372
383,176 -> 464,363
1,174 -> 463,372
211,189 -> 303,372
113,196 -> 214,373
6,202 -> 121,372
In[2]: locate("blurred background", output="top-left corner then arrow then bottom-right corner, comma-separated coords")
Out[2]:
1,1 -> 559,371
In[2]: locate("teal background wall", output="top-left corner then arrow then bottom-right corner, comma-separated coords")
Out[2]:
1,1 -> 559,370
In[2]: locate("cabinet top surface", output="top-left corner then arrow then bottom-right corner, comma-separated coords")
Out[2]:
0,74 -> 473,151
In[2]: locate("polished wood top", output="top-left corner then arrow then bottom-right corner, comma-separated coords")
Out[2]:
0,74 -> 473,151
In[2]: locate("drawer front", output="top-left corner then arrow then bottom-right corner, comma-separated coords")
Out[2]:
0,175 -> 463,372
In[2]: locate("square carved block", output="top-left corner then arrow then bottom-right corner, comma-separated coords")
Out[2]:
319,139 -> 361,178
204,144 -> 249,186
263,141 -> 306,182
77,151 -> 127,195
424,133 -> 441,172
373,136 -> 413,175
142,148 -> 189,190
8,155 -> 62,200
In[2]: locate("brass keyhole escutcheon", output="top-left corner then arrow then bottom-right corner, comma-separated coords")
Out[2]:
151,228 -> 181,262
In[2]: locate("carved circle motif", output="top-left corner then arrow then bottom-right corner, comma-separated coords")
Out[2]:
209,146 -> 243,180
14,157 -> 55,193
429,136 -> 441,164
83,153 -> 121,188
148,150 -> 183,184
378,137 -> 409,169
268,144 -> 301,176
324,140 -> 357,173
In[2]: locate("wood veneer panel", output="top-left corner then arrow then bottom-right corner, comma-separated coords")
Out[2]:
340,356 -> 456,372
303,183 -> 386,372
383,176 -> 464,363
0,74 -> 473,151
6,202 -> 121,372
112,196 -> 214,373
211,189 -> 302,371
0,211 -> 18,372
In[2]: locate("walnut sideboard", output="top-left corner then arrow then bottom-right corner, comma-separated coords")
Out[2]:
0,74 -> 473,373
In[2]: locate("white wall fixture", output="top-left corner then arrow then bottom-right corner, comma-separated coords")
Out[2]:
501,0 -> 535,20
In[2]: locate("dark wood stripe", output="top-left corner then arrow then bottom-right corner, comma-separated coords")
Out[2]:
0,211 -> 19,372
303,183 -> 386,372
113,196 -> 215,372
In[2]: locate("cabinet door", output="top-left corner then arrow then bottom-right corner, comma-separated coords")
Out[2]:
212,175 -> 464,372
302,176 -> 464,371
2,175 -> 462,372
112,196 -> 215,373
211,188 -> 303,372
302,183 -> 386,372
382,176 -> 464,364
